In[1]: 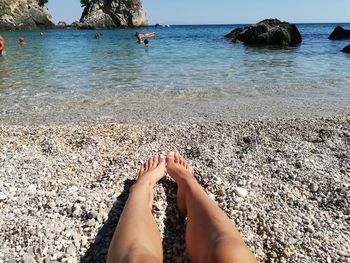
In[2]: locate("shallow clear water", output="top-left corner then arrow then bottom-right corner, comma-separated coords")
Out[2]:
0,24 -> 350,122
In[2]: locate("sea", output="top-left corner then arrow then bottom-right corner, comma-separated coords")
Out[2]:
0,23 -> 350,124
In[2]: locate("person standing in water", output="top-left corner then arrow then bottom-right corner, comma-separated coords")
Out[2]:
107,152 -> 258,263
0,35 -> 6,56
19,37 -> 26,46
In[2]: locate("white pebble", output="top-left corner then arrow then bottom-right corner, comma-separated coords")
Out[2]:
28,184 -> 37,194
234,187 -> 248,198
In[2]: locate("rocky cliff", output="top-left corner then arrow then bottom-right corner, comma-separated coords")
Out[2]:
0,0 -> 54,30
80,0 -> 148,29
0,0 -> 147,30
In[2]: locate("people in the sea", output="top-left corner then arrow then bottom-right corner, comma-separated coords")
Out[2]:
107,152 -> 258,263
0,35 -> 6,56
19,37 -> 26,46
95,32 -> 103,39
40,32 -> 44,37
143,39 -> 151,46
135,31 -> 156,44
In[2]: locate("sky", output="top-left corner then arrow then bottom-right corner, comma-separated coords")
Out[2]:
47,0 -> 350,25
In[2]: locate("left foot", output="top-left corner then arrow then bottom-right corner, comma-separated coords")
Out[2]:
134,155 -> 166,208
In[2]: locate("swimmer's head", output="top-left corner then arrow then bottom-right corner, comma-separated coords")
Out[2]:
144,39 -> 149,45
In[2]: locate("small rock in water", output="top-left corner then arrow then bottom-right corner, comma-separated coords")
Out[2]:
234,187 -> 248,198
309,183 -> 319,193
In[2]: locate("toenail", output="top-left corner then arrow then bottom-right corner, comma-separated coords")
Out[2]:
168,152 -> 175,156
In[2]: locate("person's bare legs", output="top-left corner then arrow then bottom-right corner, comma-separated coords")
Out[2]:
107,155 -> 166,263
166,152 -> 257,263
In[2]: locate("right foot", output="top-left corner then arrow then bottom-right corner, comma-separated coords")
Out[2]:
166,152 -> 195,216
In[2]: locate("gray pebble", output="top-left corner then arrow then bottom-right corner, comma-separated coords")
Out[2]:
309,183 -> 319,193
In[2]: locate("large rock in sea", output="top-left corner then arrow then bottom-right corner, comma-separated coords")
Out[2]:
342,44 -> 350,53
80,0 -> 148,29
0,0 -> 54,30
328,26 -> 350,40
225,19 -> 302,46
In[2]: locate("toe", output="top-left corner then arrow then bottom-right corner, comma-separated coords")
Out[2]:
144,161 -> 149,171
152,156 -> 159,168
180,156 -> 185,166
166,152 -> 175,163
139,162 -> 145,175
159,154 -> 166,164
148,157 -> 154,169
174,153 -> 180,163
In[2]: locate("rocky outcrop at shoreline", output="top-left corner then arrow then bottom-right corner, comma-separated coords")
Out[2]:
0,0 -> 148,30
0,0 -> 54,30
225,19 -> 302,46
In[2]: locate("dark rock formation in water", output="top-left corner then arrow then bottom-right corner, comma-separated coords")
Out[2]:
79,0 -> 148,29
0,0 -> 54,30
342,44 -> 350,53
225,19 -> 302,46
328,26 -> 350,40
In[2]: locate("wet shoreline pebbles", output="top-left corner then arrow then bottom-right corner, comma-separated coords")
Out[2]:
0,115 -> 349,262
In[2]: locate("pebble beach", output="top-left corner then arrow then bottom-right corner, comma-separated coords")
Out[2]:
0,115 -> 349,262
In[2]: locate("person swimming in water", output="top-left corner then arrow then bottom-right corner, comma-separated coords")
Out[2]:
144,39 -> 152,47
95,32 -> 103,39
135,32 -> 156,44
19,37 -> 26,46
0,35 -> 6,56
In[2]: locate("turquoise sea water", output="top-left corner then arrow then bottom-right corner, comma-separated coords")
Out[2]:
0,24 -> 350,122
